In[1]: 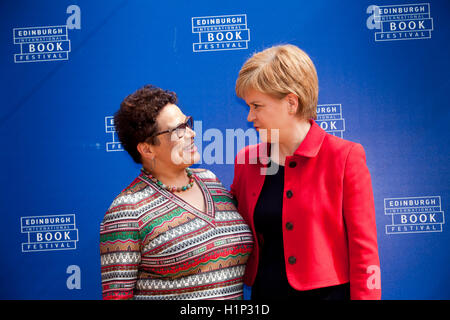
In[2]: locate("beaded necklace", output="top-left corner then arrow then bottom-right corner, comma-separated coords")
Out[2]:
141,168 -> 194,193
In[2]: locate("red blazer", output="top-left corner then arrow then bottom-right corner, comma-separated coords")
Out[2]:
231,120 -> 381,300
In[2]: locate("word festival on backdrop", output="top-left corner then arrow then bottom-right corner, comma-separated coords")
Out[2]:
13,4 -> 81,63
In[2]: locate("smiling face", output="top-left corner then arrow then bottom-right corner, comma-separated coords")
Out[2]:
150,104 -> 200,168
244,88 -> 295,143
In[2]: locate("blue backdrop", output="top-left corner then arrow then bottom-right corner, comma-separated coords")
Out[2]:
1,0 -> 449,300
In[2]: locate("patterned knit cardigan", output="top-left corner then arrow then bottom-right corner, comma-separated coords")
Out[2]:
100,168 -> 254,300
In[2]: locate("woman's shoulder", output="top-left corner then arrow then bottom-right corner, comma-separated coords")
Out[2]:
191,168 -> 235,201
190,167 -> 219,181
191,168 -> 231,190
323,132 -> 364,152
103,175 -> 154,221
320,133 -> 369,167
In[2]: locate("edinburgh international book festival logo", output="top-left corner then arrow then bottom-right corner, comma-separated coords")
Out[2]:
316,104 -> 345,138
191,14 -> 250,52
21,214 -> 79,252
366,3 -> 434,41
105,116 -> 124,152
384,196 -> 445,234
12,5 -> 81,63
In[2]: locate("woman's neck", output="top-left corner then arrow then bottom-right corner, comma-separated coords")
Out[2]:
144,163 -> 189,185
271,119 -> 311,165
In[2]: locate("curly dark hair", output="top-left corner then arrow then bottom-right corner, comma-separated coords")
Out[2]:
114,84 -> 178,164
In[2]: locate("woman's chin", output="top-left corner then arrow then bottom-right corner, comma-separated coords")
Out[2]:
181,150 -> 201,166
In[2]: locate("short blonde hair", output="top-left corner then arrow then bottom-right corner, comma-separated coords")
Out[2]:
235,44 -> 318,120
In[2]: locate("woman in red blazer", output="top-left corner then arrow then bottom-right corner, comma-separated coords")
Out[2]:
231,44 -> 381,300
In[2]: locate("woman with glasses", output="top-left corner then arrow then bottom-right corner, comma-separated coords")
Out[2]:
100,85 -> 253,300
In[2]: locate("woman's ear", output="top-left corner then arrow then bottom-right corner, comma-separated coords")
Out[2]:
285,93 -> 299,115
137,142 -> 155,161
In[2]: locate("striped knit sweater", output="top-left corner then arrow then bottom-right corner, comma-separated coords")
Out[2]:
100,168 -> 254,300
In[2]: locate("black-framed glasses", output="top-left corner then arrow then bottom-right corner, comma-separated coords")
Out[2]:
152,116 -> 193,139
